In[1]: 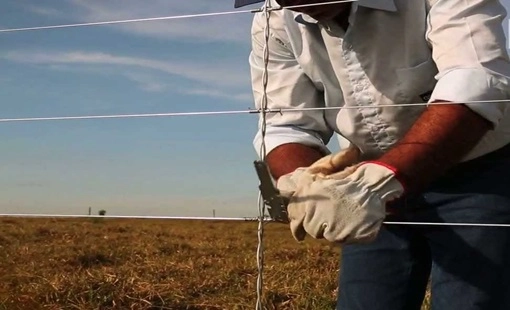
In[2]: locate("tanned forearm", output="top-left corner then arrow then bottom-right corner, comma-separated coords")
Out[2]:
378,102 -> 492,193
266,143 -> 325,180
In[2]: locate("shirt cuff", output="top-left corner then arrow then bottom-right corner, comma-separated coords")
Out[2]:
253,125 -> 330,158
429,68 -> 510,128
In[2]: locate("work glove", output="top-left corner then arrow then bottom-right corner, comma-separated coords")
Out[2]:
287,161 -> 405,244
276,145 -> 361,196
305,144 -> 361,177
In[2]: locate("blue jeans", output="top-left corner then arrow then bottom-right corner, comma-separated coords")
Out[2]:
337,144 -> 510,310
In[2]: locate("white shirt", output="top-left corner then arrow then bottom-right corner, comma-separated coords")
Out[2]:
248,0 -> 510,161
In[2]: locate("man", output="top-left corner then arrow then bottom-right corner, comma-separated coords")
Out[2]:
235,0 -> 510,309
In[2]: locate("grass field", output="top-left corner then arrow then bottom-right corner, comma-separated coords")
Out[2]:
0,217 -> 431,309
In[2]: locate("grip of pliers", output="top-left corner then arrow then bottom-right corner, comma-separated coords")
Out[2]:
253,160 -> 289,223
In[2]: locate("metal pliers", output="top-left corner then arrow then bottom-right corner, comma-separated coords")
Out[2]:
253,160 -> 289,223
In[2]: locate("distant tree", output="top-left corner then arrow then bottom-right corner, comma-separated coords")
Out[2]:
98,210 -> 106,216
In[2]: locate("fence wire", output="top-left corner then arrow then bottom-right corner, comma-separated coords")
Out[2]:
255,1 -> 274,307
0,99 -> 508,123
0,0 -> 356,33
3,214 -> 510,228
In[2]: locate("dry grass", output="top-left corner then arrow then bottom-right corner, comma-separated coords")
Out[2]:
0,217 -> 431,309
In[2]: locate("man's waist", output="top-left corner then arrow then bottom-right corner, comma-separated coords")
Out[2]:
386,143 -> 510,213
449,142 -> 510,174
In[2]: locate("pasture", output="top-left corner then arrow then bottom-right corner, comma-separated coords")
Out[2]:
0,217 -> 431,309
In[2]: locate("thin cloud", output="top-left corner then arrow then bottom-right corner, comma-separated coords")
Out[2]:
24,5 -> 63,17
123,72 -> 252,102
182,88 -> 253,102
124,72 -> 169,93
2,50 -> 250,88
24,0 -> 255,43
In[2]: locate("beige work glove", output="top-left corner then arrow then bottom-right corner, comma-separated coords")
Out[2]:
287,162 -> 405,244
305,144 -> 361,177
276,145 -> 361,195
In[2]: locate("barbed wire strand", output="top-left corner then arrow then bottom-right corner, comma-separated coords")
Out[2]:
2,213 -> 510,227
0,9 -> 255,33
0,99 -> 508,123
255,0 -> 274,308
0,214 -> 263,221
0,0 -> 357,34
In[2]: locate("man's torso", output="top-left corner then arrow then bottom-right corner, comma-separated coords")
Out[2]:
256,0 -> 510,160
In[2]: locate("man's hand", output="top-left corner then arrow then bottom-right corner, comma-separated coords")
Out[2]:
306,144 -> 361,177
287,162 -> 404,243
283,104 -> 490,244
276,144 -> 361,198
274,144 -> 361,228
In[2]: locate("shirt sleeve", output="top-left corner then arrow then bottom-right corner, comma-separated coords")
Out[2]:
248,11 -> 333,158
426,0 -> 510,128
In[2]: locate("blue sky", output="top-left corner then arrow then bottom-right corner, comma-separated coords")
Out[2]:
1,0 -> 510,218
